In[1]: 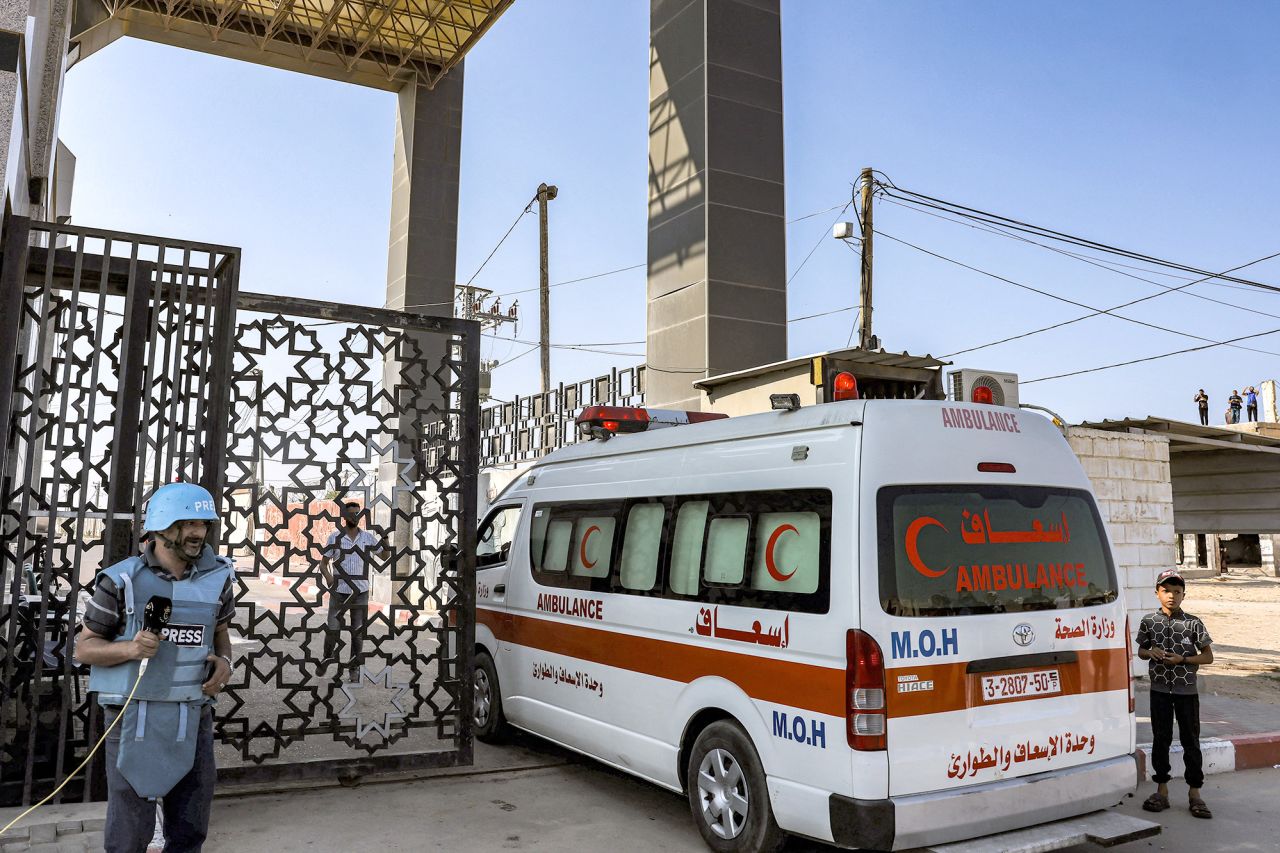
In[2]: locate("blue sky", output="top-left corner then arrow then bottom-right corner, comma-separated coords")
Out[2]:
59,0 -> 1280,424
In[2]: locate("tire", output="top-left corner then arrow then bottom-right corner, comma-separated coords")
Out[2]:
686,720 -> 786,853
473,650 -> 509,743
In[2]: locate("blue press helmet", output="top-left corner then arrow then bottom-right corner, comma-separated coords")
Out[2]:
143,482 -> 219,532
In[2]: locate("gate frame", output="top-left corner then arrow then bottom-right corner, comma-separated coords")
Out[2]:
0,217 -> 480,803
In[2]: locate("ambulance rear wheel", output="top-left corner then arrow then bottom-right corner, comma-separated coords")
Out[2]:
686,721 -> 785,853
473,650 -> 508,743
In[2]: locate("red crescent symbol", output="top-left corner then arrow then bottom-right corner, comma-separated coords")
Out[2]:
765,524 -> 799,582
580,525 -> 601,569
905,516 -> 949,578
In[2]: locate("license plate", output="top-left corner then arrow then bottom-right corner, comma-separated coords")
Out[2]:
981,669 -> 1061,702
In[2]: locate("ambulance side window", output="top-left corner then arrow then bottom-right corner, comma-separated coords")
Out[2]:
692,489 -> 831,613
476,505 -> 522,568
530,501 -> 624,592
571,516 -> 616,579
529,489 -> 831,613
543,520 -> 574,574
704,517 -> 749,585
669,501 -> 710,596
619,502 -> 666,592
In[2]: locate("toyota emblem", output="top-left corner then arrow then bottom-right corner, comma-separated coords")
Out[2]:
1013,623 -> 1035,647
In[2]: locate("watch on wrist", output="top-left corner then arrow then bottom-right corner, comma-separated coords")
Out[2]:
220,654 -> 234,669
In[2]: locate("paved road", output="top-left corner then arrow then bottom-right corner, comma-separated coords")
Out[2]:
206,733 -> 1280,852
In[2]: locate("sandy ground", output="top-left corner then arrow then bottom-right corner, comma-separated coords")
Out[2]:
1182,574 -> 1280,705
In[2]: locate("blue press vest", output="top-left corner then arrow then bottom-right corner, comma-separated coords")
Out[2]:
87,548 -> 232,800
88,549 -> 231,705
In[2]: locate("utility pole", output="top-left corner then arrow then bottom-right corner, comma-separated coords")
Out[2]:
537,182 -> 558,395
857,167 -> 877,351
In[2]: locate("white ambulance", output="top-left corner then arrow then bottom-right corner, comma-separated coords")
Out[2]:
470,392 -> 1137,852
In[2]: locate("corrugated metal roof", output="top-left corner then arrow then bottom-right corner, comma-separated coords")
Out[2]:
1078,416 -> 1280,451
694,347 -> 950,390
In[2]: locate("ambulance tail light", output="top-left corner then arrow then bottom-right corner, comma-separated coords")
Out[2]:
846,629 -> 887,750
1125,616 -> 1134,714
575,406 -> 727,439
833,371 -> 860,401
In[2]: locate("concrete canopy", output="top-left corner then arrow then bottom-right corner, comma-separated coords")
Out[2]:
1080,417 -> 1280,534
71,0 -> 514,89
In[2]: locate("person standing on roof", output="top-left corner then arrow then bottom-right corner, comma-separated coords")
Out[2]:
1193,389 -> 1209,426
1228,390 -> 1243,424
1245,386 -> 1259,422
75,482 -> 235,853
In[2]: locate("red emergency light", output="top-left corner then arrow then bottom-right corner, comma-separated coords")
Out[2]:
575,406 -> 727,439
832,371 -> 860,401
971,385 -> 994,405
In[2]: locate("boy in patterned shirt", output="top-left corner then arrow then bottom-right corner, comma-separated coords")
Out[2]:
1135,569 -> 1215,819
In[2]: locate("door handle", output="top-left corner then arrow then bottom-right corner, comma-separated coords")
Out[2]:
493,584 -> 506,595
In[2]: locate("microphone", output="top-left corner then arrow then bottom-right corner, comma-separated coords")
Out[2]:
138,595 -> 172,676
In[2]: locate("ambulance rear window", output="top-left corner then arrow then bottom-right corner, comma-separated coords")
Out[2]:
877,485 -> 1118,617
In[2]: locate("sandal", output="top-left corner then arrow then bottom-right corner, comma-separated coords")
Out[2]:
1189,798 -> 1213,819
1142,792 -> 1170,812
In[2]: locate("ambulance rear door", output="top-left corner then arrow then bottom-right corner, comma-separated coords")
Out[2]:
858,401 -> 1132,798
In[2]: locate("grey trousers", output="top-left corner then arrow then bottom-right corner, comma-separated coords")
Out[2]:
103,705 -> 215,853
324,589 -> 369,669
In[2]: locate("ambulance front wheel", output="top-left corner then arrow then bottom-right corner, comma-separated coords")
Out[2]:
473,650 -> 509,743
686,721 -> 785,853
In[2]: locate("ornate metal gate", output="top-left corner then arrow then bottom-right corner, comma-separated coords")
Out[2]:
0,218 -> 478,805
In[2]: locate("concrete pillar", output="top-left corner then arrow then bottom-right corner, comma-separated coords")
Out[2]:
0,3 -> 25,211
646,0 -> 787,410
385,68 -> 464,318
378,69 -> 464,615
1206,533 -> 1223,575
25,0 -> 72,220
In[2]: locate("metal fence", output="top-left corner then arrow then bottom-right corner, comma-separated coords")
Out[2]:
0,218 -> 479,805
480,365 -> 645,467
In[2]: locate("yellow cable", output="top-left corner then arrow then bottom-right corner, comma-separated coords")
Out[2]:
0,667 -> 144,837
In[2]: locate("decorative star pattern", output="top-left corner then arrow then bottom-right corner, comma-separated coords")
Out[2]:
338,666 -> 412,740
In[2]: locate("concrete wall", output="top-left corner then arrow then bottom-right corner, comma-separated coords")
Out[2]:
1067,427 -> 1175,666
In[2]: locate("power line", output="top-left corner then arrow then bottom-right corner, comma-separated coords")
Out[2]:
881,195 -> 1280,322
386,198 -> 855,312
875,230 -> 1280,359
491,263 -> 647,299
461,194 -> 537,289
491,345 -> 541,369
789,305 -> 856,322
1022,327 -> 1280,384
786,201 -> 852,224
879,183 -> 1280,293
787,200 -> 854,285
939,249 -> 1280,359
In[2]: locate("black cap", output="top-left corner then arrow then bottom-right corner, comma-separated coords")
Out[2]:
1155,569 -> 1185,588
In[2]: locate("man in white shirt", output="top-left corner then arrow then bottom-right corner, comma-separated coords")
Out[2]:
319,501 -> 389,680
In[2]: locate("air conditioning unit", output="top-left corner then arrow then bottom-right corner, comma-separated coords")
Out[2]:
949,369 -> 1020,408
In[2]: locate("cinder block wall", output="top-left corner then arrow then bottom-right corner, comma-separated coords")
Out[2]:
1066,427 -> 1175,671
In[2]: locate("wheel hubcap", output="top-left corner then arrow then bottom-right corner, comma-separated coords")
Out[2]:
474,667 -> 492,727
696,748 -> 748,840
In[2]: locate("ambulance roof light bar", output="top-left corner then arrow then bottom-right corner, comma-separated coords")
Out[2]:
576,406 -> 728,440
